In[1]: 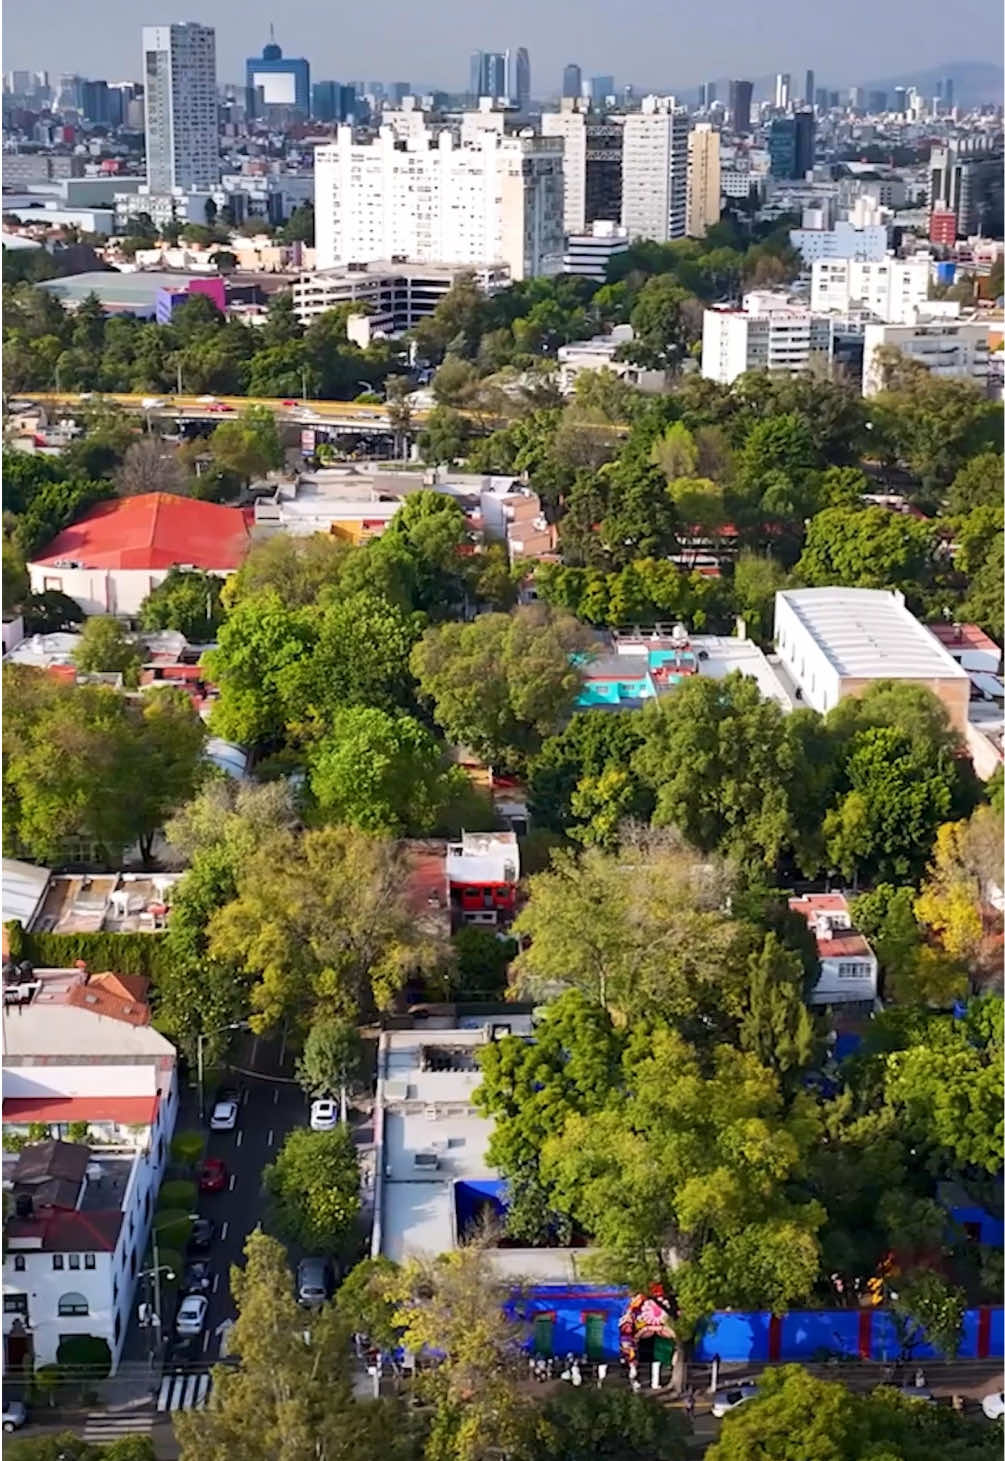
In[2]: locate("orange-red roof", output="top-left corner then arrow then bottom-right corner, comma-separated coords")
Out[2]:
3,1095 -> 158,1125
31,493 -> 252,572
64,972 -> 151,1026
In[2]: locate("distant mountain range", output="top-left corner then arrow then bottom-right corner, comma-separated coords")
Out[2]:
681,59 -> 1003,109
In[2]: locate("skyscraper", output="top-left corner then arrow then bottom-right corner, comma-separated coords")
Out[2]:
729,79 -> 752,133
768,110 -> 815,179
515,48 -> 531,108
590,75 -> 615,103
245,32 -> 310,117
943,76 -> 954,108
774,72 -> 791,109
562,63 -> 582,99
686,122 -> 721,238
142,23 -> 219,193
542,101 -> 624,232
698,80 -> 717,109
621,95 -> 688,242
894,86 -> 908,114
804,69 -> 814,106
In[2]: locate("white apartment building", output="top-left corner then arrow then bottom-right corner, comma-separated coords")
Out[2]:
291,261 -> 510,332
2,967 -> 178,1373
701,293 -> 833,384
541,103 -> 587,233
789,218 -> 890,266
862,317 -> 990,397
621,95 -> 689,242
142,24 -> 219,193
313,126 -> 564,281
562,220 -> 629,279
811,254 -> 932,323
686,123 -> 721,239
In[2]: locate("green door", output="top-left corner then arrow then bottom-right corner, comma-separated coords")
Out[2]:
533,1314 -> 555,1356
584,1314 -> 606,1360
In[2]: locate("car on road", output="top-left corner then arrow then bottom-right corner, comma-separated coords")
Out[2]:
310,1098 -> 339,1131
2,1400 -> 27,1432
198,1156 -> 228,1193
982,1390 -> 1005,1420
182,1260 -> 212,1294
141,397 -> 166,409
176,1294 -> 208,1337
210,1099 -> 238,1131
187,1217 -> 215,1253
281,399 -> 298,407
297,1257 -> 335,1308
711,1383 -> 759,1418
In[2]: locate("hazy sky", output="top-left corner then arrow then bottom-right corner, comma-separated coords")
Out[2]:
4,0 -> 1002,92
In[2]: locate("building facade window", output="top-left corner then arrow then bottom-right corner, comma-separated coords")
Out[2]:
84,1254 -> 96,1270
52,1255 -> 64,1271
3,1295 -> 28,1316
68,1254 -> 81,1270
57,1292 -> 90,1317
13,1255 -> 25,1272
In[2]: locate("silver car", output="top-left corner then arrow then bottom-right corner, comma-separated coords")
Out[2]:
2,1400 -> 26,1433
711,1382 -> 758,1418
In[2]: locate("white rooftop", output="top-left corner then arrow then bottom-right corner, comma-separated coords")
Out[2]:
2,1002 -> 176,1060
776,588 -> 969,683
375,1021 -> 589,1281
689,635 -> 797,712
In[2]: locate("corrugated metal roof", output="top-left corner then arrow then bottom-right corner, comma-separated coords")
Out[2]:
2,858 -> 51,928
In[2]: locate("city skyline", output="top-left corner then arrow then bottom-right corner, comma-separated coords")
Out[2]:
3,0 -> 1001,97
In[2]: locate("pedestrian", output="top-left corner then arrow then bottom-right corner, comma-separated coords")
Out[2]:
684,1387 -> 695,1419
914,1367 -> 926,1389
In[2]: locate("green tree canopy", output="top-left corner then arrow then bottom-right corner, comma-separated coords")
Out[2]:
263,1126 -> 360,1254
309,707 -> 465,835
139,568 -> 224,641
72,616 -> 143,684
412,605 -> 591,768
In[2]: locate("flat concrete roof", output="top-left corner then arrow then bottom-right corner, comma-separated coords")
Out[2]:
375,1021 -> 589,1280
776,588 -> 969,683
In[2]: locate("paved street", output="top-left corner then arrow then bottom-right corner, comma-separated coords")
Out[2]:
166,1035 -> 305,1369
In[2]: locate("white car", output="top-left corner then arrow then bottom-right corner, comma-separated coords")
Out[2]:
982,1390 -> 1005,1420
209,1099 -> 238,1131
711,1383 -> 758,1419
310,1098 -> 339,1131
175,1294 -> 208,1337
141,397 -> 166,410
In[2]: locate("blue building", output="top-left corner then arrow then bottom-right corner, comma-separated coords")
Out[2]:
768,110 -> 815,179
245,33 -> 310,117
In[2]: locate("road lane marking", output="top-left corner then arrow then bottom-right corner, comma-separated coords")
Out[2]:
267,1129 -> 274,1145
221,1220 -> 229,1240
202,1329 -> 211,1355
236,1130 -> 243,1147
212,1273 -> 220,1294
274,1088 -> 280,1105
229,1173 -> 236,1191
242,1087 -> 249,1105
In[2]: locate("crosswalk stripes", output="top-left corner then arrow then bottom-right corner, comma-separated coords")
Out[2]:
82,1410 -> 155,1442
157,1369 -> 212,1412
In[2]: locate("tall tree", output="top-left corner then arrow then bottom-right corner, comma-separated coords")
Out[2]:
72,617 -> 143,684
207,824 -> 446,1029
173,1230 -> 415,1461
263,1126 -> 360,1255
139,568 -> 225,642
411,605 -> 590,769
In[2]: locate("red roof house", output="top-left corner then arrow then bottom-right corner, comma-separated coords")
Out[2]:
28,493 -> 252,617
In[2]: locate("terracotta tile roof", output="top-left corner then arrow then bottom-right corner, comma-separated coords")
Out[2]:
30,493 -> 252,572
788,893 -> 874,960
7,1209 -> 122,1253
63,973 -> 151,1026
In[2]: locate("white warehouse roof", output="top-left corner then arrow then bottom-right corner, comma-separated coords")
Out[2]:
775,588 -> 970,683
2,858 -> 51,929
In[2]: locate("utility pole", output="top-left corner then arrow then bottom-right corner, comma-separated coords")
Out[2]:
176,359 -> 183,397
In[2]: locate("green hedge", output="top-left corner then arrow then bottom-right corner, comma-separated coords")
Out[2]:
158,1180 -> 197,1210
4,920 -> 171,981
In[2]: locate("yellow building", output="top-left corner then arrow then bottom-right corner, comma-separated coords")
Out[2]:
686,123 -> 721,239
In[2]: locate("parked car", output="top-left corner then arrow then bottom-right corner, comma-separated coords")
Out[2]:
187,1217 -> 215,1253
310,1098 -> 339,1131
711,1383 -> 758,1418
141,397 -> 166,409
182,1260 -> 212,1294
982,1390 -> 1005,1420
176,1294 -> 208,1337
210,1099 -> 238,1131
198,1157 -> 228,1193
296,1257 -> 334,1308
2,1400 -> 27,1432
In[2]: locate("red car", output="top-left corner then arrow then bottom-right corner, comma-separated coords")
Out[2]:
281,399 -> 298,407
198,1157 -> 228,1193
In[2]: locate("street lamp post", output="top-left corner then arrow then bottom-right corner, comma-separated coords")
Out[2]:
197,1021 -> 251,1121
